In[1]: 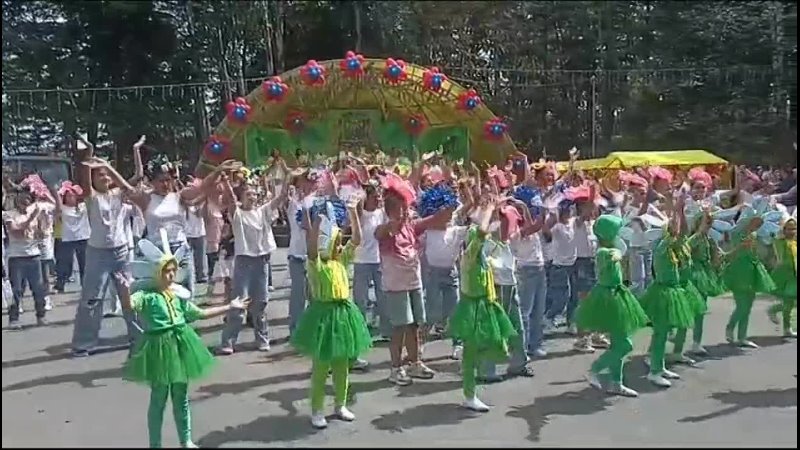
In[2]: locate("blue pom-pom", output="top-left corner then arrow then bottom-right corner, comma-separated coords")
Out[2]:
296,197 -> 348,228
417,183 -> 459,218
513,185 -> 543,216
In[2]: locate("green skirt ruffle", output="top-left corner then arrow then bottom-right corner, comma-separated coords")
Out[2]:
771,265 -> 797,300
290,299 -> 372,362
682,280 -> 708,316
448,295 -> 517,361
124,324 -> 215,386
690,262 -> 727,298
575,285 -> 650,336
639,283 -> 696,329
722,256 -> 776,294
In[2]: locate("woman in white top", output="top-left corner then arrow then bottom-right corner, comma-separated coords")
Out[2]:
183,176 -> 208,285
218,173 -> 288,354
53,181 -> 90,293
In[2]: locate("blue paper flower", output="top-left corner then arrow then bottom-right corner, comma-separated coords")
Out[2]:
417,183 -> 460,218
513,185 -> 544,216
295,197 -> 348,228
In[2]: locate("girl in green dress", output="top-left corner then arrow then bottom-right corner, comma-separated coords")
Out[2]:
767,217 -> 797,338
290,199 -> 372,429
120,233 -> 247,448
575,214 -> 649,397
722,210 -> 776,348
448,197 -> 517,412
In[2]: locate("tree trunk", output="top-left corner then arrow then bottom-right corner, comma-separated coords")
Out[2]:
274,1 -> 285,73
353,1 -> 362,52
263,0 -> 275,75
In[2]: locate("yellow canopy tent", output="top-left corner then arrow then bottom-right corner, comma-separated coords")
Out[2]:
557,150 -> 728,171
555,158 -> 612,171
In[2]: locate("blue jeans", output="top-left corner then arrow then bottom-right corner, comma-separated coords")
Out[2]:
547,264 -> 577,323
55,239 -> 87,289
627,248 -> 652,296
352,262 -> 391,337
287,255 -> 308,335
481,284 -> 528,378
7,256 -> 47,323
423,265 -> 460,345
220,254 -> 271,348
70,245 -> 141,352
517,265 -> 547,353
187,237 -> 207,283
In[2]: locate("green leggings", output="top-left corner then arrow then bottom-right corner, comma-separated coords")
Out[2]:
726,291 -> 755,341
673,313 -> 706,354
648,326 -> 670,375
310,359 -> 349,412
461,344 -> 480,398
589,332 -> 633,384
768,297 -> 797,331
148,383 -> 191,448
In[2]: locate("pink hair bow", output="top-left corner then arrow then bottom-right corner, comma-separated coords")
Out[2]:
487,165 -> 510,189
58,180 -> 84,197
381,171 -> 416,206
21,174 -> 54,201
647,166 -> 673,183
687,167 -> 712,187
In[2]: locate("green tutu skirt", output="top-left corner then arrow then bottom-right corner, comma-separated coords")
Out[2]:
722,257 -> 776,294
682,280 -> 708,316
448,295 -> 517,361
124,325 -> 215,386
690,262 -> 726,298
290,299 -> 372,362
771,265 -> 797,300
575,285 -> 650,336
639,283 -> 696,329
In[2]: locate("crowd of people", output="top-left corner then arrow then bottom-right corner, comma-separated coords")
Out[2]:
1,137 -> 797,448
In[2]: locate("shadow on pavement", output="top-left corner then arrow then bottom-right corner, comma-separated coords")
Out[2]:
506,387 -> 612,442
2,366 -> 123,391
197,414 -> 320,447
677,387 -> 798,423
370,402 -> 483,432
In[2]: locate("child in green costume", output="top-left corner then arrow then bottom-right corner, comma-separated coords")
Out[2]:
575,214 -> 649,397
290,199 -> 372,429
120,234 -> 247,448
767,217 -> 797,338
448,197 -> 517,412
722,211 -> 776,348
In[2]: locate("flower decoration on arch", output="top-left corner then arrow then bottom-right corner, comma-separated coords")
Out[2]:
422,67 -> 447,93
262,76 -> 289,102
457,88 -> 482,111
340,50 -> 365,78
483,118 -> 508,141
225,97 -> 252,124
383,58 -> 408,84
300,60 -> 326,87
204,135 -> 232,164
284,111 -> 307,135
404,113 -> 428,137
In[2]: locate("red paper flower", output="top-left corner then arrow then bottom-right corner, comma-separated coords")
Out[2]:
225,97 -> 252,124
262,76 -> 290,102
340,50 -> 365,78
457,89 -> 482,111
204,135 -> 232,164
422,67 -> 447,92
284,111 -> 306,135
383,58 -> 408,84
300,60 -> 326,86
483,118 -> 508,141
404,114 -> 427,136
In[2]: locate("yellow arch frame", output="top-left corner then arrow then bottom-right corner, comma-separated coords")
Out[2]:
204,58 -> 516,167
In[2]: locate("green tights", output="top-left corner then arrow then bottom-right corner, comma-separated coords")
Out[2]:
673,313 -> 706,354
461,344 -> 479,398
649,326 -> 670,375
148,383 -> 191,448
589,333 -> 633,384
726,291 -> 755,341
310,359 -> 349,412
768,297 -> 797,332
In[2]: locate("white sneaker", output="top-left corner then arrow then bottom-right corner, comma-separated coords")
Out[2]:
268,286 -> 275,292
607,383 -> 639,397
590,334 -> 610,348
736,339 -> 759,349
44,297 -> 53,311
573,338 -> 595,353
462,396 -> 490,412
662,369 -> 681,380
542,320 -> 558,335
647,373 -> 672,387
334,405 -> 355,421
450,345 -> 463,361
310,412 -> 328,429
566,324 -> 578,335
257,342 -> 271,352
690,343 -> 708,355
17,304 -> 24,314
667,353 -> 696,365
585,371 -> 603,390
388,367 -> 412,386
725,329 -> 735,343
351,358 -> 370,371
182,441 -> 199,448
407,361 -> 435,379
784,329 -> 797,338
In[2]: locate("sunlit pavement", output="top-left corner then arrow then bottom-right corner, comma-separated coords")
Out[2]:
2,248 -> 797,448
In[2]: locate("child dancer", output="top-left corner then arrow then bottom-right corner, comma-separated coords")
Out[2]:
767,216 -> 796,338
291,199 -> 372,429
576,214 -> 649,397
119,232 -> 246,448
449,196 -> 516,411
723,209 -> 776,347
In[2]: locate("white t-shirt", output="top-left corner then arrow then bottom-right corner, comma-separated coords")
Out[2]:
551,220 -> 578,266
354,208 -> 386,264
288,197 -> 312,258
483,239 -> 516,286
574,219 -> 596,258
87,190 -> 130,249
60,203 -> 91,242
186,206 -> 206,239
424,226 -> 469,268
3,207 -> 42,258
145,192 -> 187,244
232,203 -> 276,257
512,232 -> 545,267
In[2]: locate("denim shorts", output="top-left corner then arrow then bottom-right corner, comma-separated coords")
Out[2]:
574,257 -> 596,294
385,289 -> 426,327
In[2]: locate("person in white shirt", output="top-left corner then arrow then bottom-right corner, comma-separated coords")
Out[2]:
218,174 -> 288,354
287,172 -> 319,336
53,181 -> 90,293
185,197 -> 208,285
548,206 -> 579,334
512,211 -> 548,358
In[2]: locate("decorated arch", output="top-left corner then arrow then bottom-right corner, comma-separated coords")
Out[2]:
201,52 -> 516,169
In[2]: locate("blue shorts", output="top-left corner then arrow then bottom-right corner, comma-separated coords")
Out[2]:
574,257 -> 596,295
